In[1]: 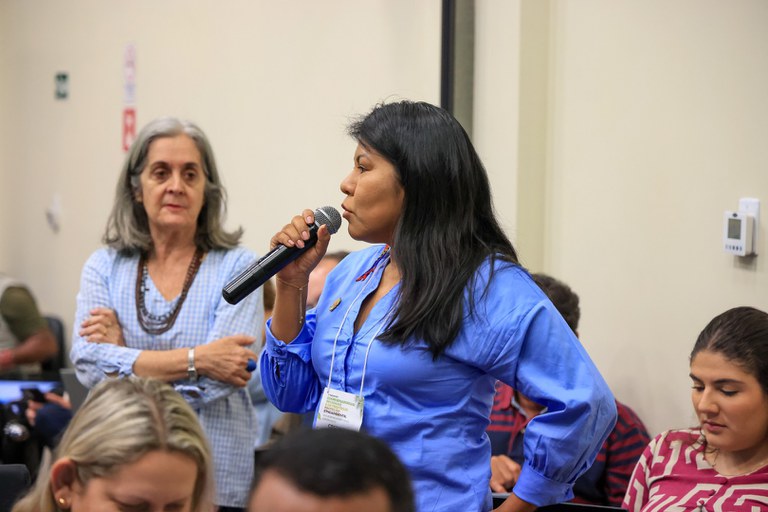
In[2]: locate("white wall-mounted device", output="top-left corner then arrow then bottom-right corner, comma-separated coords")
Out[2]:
723,198 -> 760,257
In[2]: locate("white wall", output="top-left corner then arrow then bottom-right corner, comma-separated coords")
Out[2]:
2,0 -> 767,439
474,1 -> 521,245
541,0 -> 768,435
0,0 -> 441,348
473,0 -> 768,436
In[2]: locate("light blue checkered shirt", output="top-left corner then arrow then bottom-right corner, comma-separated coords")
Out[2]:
71,246 -> 263,508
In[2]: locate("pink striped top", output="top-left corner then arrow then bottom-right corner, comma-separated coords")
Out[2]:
623,428 -> 768,512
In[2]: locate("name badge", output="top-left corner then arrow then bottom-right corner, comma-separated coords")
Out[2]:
315,387 -> 364,431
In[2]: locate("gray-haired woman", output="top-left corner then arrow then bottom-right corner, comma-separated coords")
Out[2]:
70,117 -> 262,511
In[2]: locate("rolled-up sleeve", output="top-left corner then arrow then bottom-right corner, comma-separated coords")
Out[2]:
70,250 -> 141,386
260,311 -> 323,414
463,264 -> 617,506
494,301 -> 617,505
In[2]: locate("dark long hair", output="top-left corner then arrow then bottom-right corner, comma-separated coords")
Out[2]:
347,101 -> 518,358
691,306 -> 768,395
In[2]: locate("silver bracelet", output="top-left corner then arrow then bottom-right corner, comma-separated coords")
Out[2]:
187,347 -> 198,381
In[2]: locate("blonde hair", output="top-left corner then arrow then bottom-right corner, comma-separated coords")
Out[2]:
13,377 -> 214,512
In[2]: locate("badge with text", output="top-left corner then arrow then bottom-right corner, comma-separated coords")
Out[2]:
315,387 -> 364,431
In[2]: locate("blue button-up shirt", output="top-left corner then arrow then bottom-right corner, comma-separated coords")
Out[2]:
261,244 -> 617,512
71,247 -> 263,508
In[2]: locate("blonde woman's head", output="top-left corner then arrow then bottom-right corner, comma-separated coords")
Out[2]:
13,377 -> 213,512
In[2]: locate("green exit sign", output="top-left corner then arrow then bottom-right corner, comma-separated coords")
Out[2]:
55,72 -> 68,100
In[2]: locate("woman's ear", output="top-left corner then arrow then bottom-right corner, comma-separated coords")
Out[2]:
50,458 -> 78,508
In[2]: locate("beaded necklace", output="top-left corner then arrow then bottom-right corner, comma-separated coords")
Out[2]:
135,248 -> 203,334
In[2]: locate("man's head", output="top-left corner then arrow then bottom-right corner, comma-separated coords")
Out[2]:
531,273 -> 580,336
249,428 -> 414,512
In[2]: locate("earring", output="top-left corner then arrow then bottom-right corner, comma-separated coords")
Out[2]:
57,497 -> 68,507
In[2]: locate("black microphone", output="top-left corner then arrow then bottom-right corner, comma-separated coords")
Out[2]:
222,206 -> 342,305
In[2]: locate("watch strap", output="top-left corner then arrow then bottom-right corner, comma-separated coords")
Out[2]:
187,347 -> 198,381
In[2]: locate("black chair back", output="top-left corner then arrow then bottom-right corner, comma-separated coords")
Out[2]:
41,315 -> 66,374
0,463 -> 31,512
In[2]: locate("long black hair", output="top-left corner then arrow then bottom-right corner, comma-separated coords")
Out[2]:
347,101 -> 519,358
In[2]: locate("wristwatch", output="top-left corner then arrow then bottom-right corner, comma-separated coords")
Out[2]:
187,348 -> 198,381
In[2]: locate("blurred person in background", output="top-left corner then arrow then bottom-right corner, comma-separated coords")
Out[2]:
306,251 -> 349,309
0,274 -> 58,376
249,279 -> 283,449
0,275 -> 60,474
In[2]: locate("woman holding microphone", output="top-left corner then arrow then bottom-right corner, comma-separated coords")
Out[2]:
260,100 -> 616,512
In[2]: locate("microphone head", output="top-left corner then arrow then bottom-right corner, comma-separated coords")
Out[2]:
314,206 -> 342,235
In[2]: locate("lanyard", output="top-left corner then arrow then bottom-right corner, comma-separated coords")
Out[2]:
326,251 -> 391,397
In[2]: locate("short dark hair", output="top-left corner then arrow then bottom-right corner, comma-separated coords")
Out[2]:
531,273 -> 580,333
251,428 -> 414,512
691,306 -> 768,394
